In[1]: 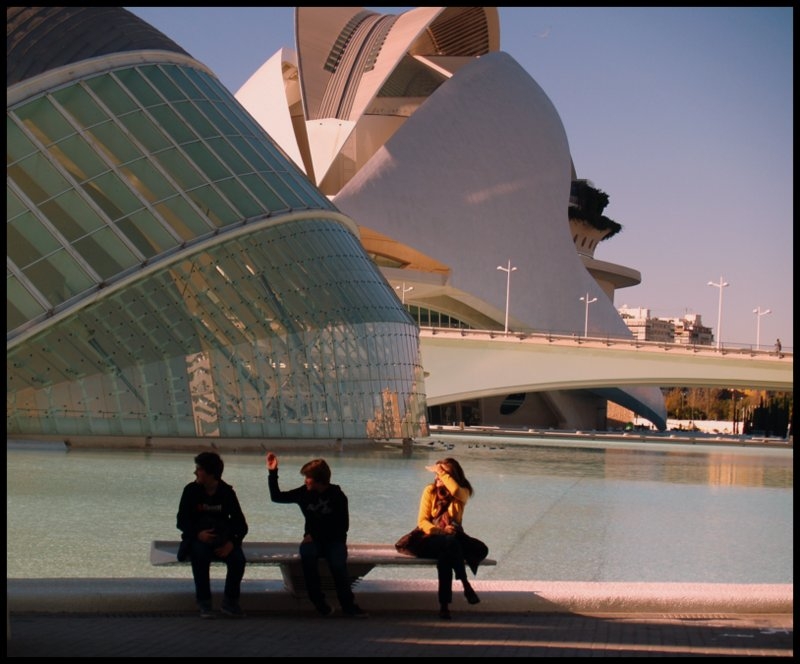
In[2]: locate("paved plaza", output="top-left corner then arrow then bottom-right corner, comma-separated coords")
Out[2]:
7,578 -> 792,658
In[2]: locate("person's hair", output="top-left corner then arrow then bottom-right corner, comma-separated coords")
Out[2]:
436,457 -> 474,496
300,458 -> 331,484
195,451 -> 224,480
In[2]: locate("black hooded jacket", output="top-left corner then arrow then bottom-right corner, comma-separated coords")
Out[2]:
177,479 -> 248,547
268,468 -> 349,543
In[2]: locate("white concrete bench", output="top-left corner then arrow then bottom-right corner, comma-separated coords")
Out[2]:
150,540 -> 495,597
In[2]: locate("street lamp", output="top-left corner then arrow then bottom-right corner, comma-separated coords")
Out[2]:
395,283 -> 413,305
579,292 -> 597,337
707,276 -> 729,350
753,306 -> 771,350
496,260 -> 517,334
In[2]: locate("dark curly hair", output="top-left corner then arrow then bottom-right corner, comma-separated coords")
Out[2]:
194,451 -> 224,480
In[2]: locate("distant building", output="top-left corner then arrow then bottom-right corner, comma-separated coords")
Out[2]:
617,307 -> 714,346
617,306 -> 674,343
668,313 -> 714,346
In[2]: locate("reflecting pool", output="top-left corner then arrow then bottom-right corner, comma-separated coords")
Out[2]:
6,436 -> 792,584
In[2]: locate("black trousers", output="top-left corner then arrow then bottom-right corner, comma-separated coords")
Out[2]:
188,540 -> 246,603
416,533 -> 467,604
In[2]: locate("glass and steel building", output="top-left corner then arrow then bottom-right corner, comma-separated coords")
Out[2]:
7,7 -> 428,444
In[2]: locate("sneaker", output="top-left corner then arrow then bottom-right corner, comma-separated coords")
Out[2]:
198,601 -> 214,619
221,602 -> 245,618
344,605 -> 369,619
314,602 -> 334,617
439,606 -> 452,620
464,586 -> 480,605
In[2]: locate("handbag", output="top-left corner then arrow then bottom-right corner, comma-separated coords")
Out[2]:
394,527 -> 427,557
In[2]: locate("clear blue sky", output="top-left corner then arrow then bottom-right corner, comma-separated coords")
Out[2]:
127,7 -> 793,350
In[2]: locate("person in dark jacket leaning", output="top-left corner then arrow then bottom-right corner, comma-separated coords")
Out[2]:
265,451 -> 367,618
177,451 -> 248,619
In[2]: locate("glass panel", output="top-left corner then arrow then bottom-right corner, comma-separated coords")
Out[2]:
73,227 -> 138,279
155,196 -> 212,239
247,137 -> 287,172
14,97 -> 75,146
23,249 -> 94,305
39,190 -> 105,241
227,102 -> 264,140
51,84 -> 107,128
47,134 -> 108,182
7,211 -> 61,268
263,173 -> 305,209
114,68 -> 162,108
118,158 -> 177,203
7,117 -> 37,163
81,171 -> 142,221
214,178 -> 262,218
206,137 -> 250,175
7,187 -> 26,219
217,102 -> 251,136
87,122 -> 140,165
228,136 -> 270,171
116,209 -> 179,258
182,142 -> 229,180
174,101 -> 217,139
84,74 -> 138,115
185,185 -> 239,227
239,174 -> 288,212
7,275 -> 46,333
148,105 -> 197,144
185,69 -> 222,101
116,110 -> 171,153
151,147 -> 205,190
164,66 -> 201,100
7,153 -> 71,205
195,101 -> 237,136
285,169 -> 330,208
144,65 -> 186,103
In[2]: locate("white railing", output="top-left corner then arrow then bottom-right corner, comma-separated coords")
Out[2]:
418,326 -> 792,359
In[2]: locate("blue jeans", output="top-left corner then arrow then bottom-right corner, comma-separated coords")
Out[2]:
188,540 -> 246,603
299,539 -> 355,610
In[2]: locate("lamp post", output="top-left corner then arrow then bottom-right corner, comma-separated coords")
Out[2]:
753,306 -> 771,350
707,276 -> 729,350
496,260 -> 517,334
395,283 -> 413,305
579,292 -> 597,337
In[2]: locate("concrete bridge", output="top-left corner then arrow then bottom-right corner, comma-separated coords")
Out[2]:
419,327 -> 793,406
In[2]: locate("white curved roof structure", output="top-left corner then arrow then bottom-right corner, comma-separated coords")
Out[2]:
236,6 -> 667,430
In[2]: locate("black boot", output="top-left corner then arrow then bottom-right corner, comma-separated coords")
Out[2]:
463,580 -> 480,605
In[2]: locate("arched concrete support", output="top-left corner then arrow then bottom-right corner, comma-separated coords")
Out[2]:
420,331 -> 792,428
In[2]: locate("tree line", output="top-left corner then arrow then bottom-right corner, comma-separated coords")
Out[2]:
663,387 -> 792,437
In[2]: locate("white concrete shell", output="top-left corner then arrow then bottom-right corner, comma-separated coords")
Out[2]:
235,7 -> 667,430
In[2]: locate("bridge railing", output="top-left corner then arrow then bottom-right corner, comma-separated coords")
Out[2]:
419,326 -> 792,359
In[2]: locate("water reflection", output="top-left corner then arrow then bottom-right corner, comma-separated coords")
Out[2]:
6,437 -> 793,584
433,440 -> 792,488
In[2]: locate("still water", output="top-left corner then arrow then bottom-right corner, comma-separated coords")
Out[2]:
6,437 -> 793,584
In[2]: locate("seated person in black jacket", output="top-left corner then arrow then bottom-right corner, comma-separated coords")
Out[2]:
177,451 -> 248,618
265,451 -> 367,618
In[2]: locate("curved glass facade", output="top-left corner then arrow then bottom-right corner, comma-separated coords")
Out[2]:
7,17 -> 428,442
8,62 -> 331,335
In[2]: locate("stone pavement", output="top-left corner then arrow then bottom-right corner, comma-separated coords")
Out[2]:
7,610 -> 793,657
7,578 -> 793,658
